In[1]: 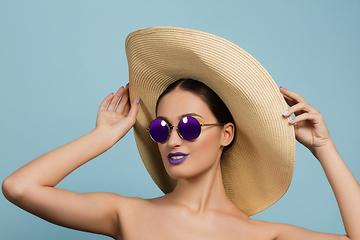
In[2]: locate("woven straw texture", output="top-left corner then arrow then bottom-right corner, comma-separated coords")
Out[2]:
126,27 -> 295,216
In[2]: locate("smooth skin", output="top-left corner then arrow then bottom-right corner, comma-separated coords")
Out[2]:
2,84 -> 360,240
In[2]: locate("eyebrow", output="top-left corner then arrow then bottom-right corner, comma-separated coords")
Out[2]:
157,113 -> 203,122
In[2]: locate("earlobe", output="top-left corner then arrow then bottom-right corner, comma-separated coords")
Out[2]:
221,123 -> 235,147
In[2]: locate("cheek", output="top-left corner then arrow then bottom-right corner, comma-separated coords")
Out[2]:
192,131 -> 222,163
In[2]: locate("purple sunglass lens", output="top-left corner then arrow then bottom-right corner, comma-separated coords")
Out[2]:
178,116 -> 201,141
149,119 -> 169,143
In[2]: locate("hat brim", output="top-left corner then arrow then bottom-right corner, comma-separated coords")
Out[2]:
126,27 -> 295,216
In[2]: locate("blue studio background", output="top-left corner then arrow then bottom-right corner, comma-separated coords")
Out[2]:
1,0 -> 359,239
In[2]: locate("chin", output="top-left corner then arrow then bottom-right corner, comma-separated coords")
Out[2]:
165,166 -> 195,180
164,161 -> 215,180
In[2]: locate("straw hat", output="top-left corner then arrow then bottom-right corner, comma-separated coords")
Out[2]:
126,27 -> 295,216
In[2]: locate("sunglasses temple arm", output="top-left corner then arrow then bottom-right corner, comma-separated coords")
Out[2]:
201,123 -> 225,127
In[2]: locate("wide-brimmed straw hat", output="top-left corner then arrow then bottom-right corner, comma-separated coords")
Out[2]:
126,26 -> 295,216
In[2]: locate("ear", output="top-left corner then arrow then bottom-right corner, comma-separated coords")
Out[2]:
221,122 -> 235,147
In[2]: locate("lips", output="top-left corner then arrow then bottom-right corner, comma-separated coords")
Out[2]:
168,152 -> 189,165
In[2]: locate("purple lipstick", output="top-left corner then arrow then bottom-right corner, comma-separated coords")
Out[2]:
168,152 -> 189,165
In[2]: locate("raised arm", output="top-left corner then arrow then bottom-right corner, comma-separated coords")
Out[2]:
2,85 -> 139,238
275,87 -> 360,240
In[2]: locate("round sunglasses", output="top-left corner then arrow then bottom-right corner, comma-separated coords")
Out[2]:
148,116 -> 224,143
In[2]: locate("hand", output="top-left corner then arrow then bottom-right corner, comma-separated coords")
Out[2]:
280,87 -> 332,156
96,84 -> 139,142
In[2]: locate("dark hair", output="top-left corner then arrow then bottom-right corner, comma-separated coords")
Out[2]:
156,78 -> 235,153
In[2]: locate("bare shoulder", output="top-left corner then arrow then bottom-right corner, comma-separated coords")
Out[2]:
114,194 -> 155,210
114,195 -> 158,221
255,220 -> 349,240
241,219 -> 280,239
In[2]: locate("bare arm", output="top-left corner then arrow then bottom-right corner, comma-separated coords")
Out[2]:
276,87 -> 360,240
2,85 -> 139,238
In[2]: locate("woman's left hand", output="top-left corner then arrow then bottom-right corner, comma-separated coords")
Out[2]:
280,87 -> 332,157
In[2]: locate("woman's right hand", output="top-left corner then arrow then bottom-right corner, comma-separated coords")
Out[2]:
2,84 -> 140,238
96,84 -> 140,143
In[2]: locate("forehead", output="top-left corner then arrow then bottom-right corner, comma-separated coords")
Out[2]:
156,89 -> 214,120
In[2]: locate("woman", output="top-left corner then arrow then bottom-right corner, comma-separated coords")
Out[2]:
3,27 -> 360,239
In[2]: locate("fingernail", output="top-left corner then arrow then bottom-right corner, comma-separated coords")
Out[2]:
289,119 -> 294,124
137,97 -> 140,104
280,86 -> 287,90
283,111 -> 289,116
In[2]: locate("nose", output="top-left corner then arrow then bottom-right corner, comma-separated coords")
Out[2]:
167,127 -> 182,147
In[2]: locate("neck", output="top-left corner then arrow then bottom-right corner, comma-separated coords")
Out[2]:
167,160 -> 233,213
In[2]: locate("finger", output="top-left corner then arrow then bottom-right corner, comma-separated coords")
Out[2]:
126,97 -> 140,123
122,97 -> 131,116
279,87 -> 308,106
108,87 -> 125,112
282,94 -> 298,108
283,102 -> 319,117
116,84 -> 130,113
288,112 -> 321,125
279,87 -> 298,107
99,93 -> 114,112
